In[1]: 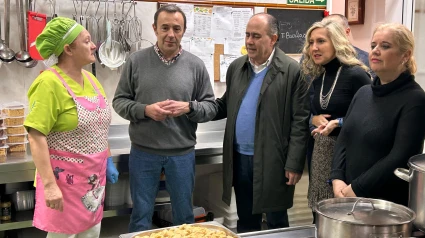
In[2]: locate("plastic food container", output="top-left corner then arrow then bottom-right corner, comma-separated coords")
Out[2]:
8,141 -> 28,153
11,190 -> 35,211
0,127 -> 6,137
2,102 -> 25,117
0,145 -> 9,157
6,134 -> 27,143
6,125 -> 26,135
0,136 -> 7,147
4,116 -> 25,127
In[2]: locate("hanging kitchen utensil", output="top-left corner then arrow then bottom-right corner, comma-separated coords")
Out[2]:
27,11 -> 46,60
0,0 -> 16,63
0,8 -> 5,51
46,0 -> 57,22
15,0 -> 37,67
99,18 -> 126,70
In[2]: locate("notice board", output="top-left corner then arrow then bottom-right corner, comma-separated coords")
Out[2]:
266,8 -> 324,54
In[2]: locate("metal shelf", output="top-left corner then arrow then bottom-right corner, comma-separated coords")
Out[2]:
0,202 -> 171,231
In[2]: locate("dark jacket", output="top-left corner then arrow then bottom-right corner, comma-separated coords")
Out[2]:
215,48 -> 310,213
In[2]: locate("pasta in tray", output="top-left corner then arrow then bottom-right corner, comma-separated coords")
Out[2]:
134,224 -> 235,238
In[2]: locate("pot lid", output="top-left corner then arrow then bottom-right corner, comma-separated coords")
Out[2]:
316,198 -> 415,225
409,154 -> 425,172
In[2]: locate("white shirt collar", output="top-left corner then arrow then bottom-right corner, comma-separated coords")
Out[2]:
249,48 -> 275,74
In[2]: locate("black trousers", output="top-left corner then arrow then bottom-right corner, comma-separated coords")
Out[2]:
233,152 -> 289,233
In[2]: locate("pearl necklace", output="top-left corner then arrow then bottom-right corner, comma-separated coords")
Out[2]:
320,66 -> 342,110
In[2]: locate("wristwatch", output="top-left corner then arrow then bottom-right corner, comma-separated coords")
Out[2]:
188,101 -> 194,113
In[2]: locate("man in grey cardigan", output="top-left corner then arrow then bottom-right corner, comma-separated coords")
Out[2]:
112,5 -> 217,232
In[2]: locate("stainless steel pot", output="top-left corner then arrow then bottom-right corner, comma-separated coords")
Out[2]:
316,197 -> 415,238
394,153 -> 425,232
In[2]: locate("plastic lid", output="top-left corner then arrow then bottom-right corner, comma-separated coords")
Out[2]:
7,132 -> 28,136
5,116 -> 25,118
409,154 -> 425,172
0,136 -> 8,140
3,101 -> 25,109
0,145 -> 9,149
316,198 -> 415,226
7,140 -> 29,145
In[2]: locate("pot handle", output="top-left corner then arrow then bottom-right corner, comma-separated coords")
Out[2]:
394,168 -> 410,182
347,198 -> 376,215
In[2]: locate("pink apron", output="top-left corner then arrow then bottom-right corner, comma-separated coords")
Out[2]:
33,68 -> 111,234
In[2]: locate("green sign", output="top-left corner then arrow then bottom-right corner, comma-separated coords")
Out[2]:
287,0 -> 327,6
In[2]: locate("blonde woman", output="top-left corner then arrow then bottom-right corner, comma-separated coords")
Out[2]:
301,19 -> 371,221
330,23 -> 425,206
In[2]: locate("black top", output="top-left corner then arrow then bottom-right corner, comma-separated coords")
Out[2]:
312,58 -> 371,136
330,72 -> 425,206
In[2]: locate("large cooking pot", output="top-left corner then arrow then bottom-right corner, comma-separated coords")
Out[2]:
315,197 -> 415,238
394,153 -> 425,232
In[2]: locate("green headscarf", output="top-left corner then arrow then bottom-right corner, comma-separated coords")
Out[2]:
35,17 -> 84,59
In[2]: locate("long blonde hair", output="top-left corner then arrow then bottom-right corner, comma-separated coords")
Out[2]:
373,23 -> 417,75
301,19 -> 369,79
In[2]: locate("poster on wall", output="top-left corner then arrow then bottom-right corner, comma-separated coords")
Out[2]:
193,6 -> 213,38
232,8 -> 253,38
196,53 -> 215,86
220,55 -> 239,82
176,4 -> 195,37
211,6 -> 233,40
190,37 -> 215,54
224,38 -> 245,56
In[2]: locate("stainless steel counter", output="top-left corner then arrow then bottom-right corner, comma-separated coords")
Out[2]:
0,120 -> 226,184
240,225 -> 315,238
0,120 -> 226,231
118,223 -> 316,238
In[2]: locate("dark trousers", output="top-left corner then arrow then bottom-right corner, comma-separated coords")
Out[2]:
233,152 -> 289,233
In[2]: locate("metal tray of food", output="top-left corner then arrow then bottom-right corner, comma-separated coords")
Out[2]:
131,223 -> 240,238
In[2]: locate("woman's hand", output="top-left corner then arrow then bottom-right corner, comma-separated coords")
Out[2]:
342,185 -> 357,197
320,119 -> 339,136
44,182 -> 64,212
332,179 -> 348,198
312,114 -> 331,127
311,119 -> 339,137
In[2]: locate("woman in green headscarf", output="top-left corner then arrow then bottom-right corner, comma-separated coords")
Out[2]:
24,17 -> 118,237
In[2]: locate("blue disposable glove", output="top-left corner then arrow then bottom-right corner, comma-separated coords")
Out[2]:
106,157 -> 119,184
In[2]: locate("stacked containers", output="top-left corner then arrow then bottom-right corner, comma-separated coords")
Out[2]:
208,172 -> 238,229
2,102 -> 28,155
0,116 -> 8,159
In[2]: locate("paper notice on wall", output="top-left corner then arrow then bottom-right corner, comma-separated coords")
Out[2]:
181,37 -> 191,52
176,4 -> 195,37
190,37 -> 215,54
193,6 -> 212,38
220,54 -> 239,82
232,8 -> 253,38
196,52 -> 215,86
224,38 -> 245,56
211,6 -> 233,39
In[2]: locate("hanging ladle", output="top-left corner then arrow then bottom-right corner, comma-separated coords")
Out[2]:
0,8 -> 5,51
15,0 -> 37,67
0,0 -> 15,63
